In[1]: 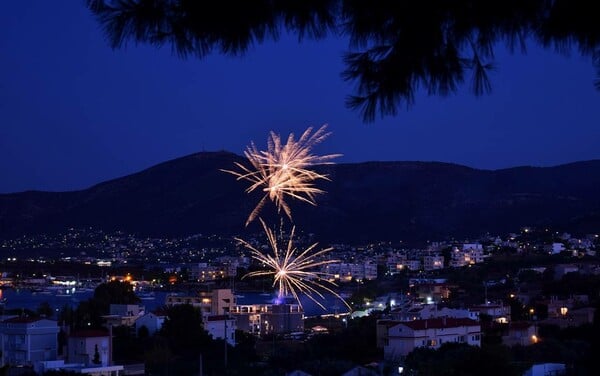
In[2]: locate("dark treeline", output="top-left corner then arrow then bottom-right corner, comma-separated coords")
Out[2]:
87,0 -> 600,121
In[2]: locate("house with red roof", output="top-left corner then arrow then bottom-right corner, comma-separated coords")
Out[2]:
378,317 -> 481,359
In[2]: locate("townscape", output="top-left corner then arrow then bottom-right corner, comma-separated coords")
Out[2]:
1,226 -> 599,375
3,2 -> 600,376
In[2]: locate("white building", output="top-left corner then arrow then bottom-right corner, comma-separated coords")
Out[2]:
423,255 -> 444,271
0,317 -> 59,367
102,304 -> 144,327
67,330 -> 111,367
545,243 -> 566,255
165,289 -> 235,319
379,317 -> 481,359
462,243 -> 483,252
189,263 -> 227,281
204,315 -> 236,346
387,253 -> 407,275
135,311 -> 167,336
450,244 -> 484,268
325,263 -> 375,282
35,359 -> 125,376
390,305 -> 478,322
502,322 -> 538,346
364,262 -> 378,280
450,247 -> 468,268
523,363 -> 566,376
231,303 -> 304,335
469,303 -> 511,323
404,260 -> 421,271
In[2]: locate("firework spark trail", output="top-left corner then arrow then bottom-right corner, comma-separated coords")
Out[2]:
236,219 -> 350,311
222,125 -> 341,225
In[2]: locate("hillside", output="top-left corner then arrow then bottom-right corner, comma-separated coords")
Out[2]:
1,152 -> 599,242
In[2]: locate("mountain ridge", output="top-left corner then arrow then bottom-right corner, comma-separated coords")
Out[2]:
1,151 -> 599,242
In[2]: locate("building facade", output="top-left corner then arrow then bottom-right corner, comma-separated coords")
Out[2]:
165,289 -> 235,318
231,303 -> 304,336
0,317 -> 59,367
379,317 -> 481,359
135,311 -> 166,336
67,330 -> 112,367
204,315 -> 236,346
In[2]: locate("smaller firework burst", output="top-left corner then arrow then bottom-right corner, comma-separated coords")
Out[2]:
222,125 -> 341,225
236,219 -> 350,311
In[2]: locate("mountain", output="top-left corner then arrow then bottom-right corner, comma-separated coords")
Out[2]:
1,152 -> 600,242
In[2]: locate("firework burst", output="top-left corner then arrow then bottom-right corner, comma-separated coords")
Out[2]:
236,219 -> 350,311
222,124 -> 341,225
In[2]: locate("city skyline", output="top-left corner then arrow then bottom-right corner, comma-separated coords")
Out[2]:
1,1 -> 599,193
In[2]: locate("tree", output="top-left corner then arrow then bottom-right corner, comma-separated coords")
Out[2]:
137,324 -> 149,339
159,304 -> 213,356
144,338 -> 173,376
87,0 -> 600,122
92,344 -> 101,365
36,301 -> 54,318
405,343 -> 520,376
93,281 -> 140,306
156,304 -> 227,374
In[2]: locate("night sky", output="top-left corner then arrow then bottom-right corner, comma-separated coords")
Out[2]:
1,1 -> 599,193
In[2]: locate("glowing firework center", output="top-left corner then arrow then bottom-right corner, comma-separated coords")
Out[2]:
222,124 -> 341,225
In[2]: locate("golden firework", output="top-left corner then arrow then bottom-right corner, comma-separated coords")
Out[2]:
236,219 -> 350,311
222,125 -> 341,225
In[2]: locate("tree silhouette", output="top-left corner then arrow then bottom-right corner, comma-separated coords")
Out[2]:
87,0 -> 600,122
36,301 -> 54,318
93,280 -> 140,307
405,343 -> 520,376
92,344 -> 101,365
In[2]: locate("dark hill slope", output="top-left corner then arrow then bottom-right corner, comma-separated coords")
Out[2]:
1,153 -> 599,242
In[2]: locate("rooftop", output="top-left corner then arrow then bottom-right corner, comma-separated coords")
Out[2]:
1,316 -> 52,324
399,317 -> 479,330
69,329 -> 109,338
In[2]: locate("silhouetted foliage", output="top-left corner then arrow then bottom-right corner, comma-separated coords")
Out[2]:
88,0 -> 600,121
58,328 -> 67,356
264,315 -> 380,375
229,329 -> 258,365
405,343 -> 520,376
543,272 -> 600,298
151,304 -> 233,375
137,324 -> 149,339
159,304 -> 212,356
94,280 -> 140,306
509,297 -> 528,322
511,338 -> 590,367
56,281 -> 140,330
112,324 -> 146,363
36,301 -> 54,318
39,371 -> 78,376
144,337 -> 173,376
73,297 -> 106,329
92,344 -> 101,364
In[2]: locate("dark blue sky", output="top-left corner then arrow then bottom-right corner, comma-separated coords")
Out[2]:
1,1 -> 599,193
